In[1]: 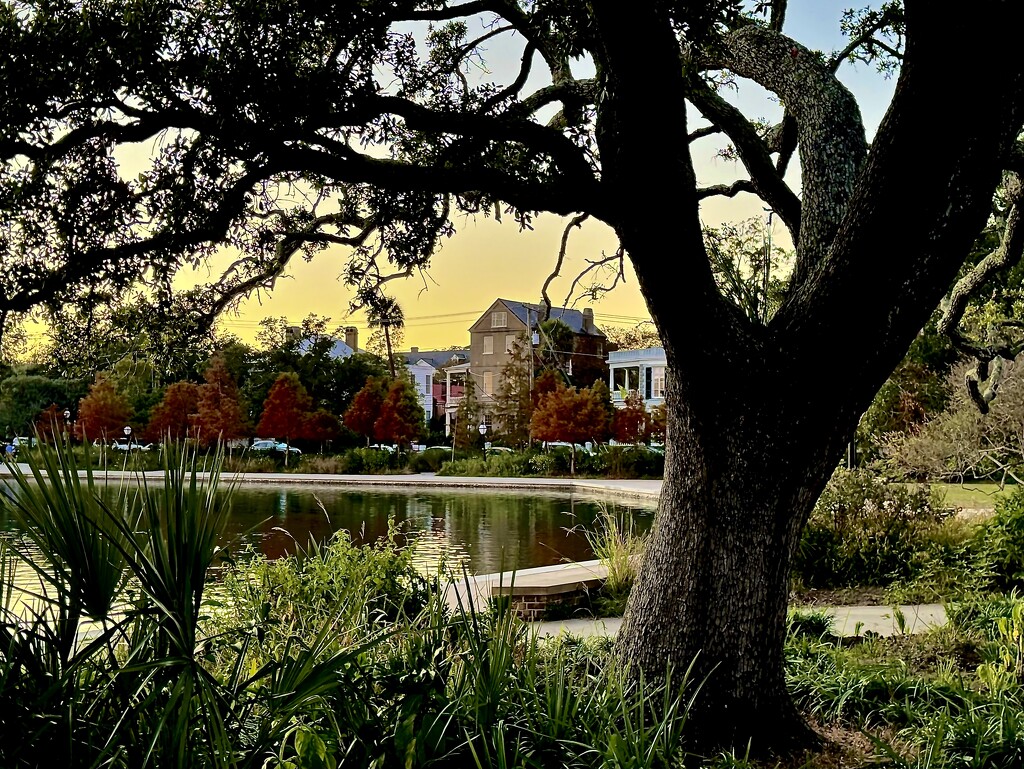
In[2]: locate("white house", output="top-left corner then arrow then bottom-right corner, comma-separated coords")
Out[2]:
607,347 -> 666,411
400,347 -> 469,424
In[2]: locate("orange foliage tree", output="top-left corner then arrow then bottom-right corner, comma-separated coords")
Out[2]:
195,354 -> 250,448
76,376 -> 132,444
256,372 -> 313,444
530,380 -> 608,474
343,376 -> 388,445
373,377 -> 424,447
144,381 -> 201,443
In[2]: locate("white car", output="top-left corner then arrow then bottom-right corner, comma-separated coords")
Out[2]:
250,439 -> 302,455
110,438 -> 152,451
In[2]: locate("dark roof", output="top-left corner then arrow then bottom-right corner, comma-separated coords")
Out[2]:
402,349 -> 469,368
499,299 -> 605,337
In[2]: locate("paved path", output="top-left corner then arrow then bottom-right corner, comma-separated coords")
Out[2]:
0,464 -> 664,500
530,603 -> 949,639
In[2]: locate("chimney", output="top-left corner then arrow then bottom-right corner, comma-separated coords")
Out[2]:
410,346 -> 419,354
344,326 -> 358,350
582,307 -> 595,333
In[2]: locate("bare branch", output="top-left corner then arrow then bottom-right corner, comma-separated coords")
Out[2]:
540,213 -> 589,320
562,250 -> 627,310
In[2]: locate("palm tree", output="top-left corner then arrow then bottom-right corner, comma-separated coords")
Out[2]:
366,295 -> 405,378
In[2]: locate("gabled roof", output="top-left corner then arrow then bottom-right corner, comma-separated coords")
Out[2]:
497,299 -> 605,337
401,349 -> 469,368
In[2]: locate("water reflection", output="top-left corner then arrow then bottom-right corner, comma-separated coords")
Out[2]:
0,482 -> 656,596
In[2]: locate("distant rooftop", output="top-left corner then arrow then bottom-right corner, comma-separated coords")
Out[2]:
499,299 -> 605,337
402,348 -> 469,368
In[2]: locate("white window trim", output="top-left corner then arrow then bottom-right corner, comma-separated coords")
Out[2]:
491,311 -> 507,328
483,335 -> 494,355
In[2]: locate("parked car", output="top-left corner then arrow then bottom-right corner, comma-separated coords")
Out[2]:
12,436 -> 36,449
543,441 -> 595,455
250,439 -> 302,455
367,443 -> 397,453
110,438 -> 152,451
485,446 -> 514,455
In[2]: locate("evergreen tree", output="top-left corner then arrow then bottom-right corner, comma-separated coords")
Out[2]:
453,377 -> 481,451
492,333 -> 534,448
589,379 -> 615,443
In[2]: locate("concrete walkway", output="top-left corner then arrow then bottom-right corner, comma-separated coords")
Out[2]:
530,604 -> 949,640
0,464 -> 664,500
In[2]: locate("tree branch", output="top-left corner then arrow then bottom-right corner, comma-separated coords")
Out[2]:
688,76 -> 801,241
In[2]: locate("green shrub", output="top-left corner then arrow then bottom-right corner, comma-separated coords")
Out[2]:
339,447 -> 403,473
296,454 -> 348,473
407,447 -> 450,473
599,446 -> 665,479
793,468 -> 950,589
973,486 -> 1024,591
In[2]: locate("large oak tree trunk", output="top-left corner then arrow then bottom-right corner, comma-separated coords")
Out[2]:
616,367 -> 842,755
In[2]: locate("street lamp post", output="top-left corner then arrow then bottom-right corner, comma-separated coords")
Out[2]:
63,409 -> 71,444
478,423 -> 487,460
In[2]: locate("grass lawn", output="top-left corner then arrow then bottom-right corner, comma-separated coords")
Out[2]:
928,481 -> 1014,512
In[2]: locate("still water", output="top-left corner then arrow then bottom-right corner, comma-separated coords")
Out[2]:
0,482 -> 657,577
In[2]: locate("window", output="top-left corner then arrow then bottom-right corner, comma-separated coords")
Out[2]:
613,366 -> 640,394
491,311 -> 507,328
483,335 -> 494,355
651,366 -> 666,398
505,334 -> 517,354
483,371 -> 494,395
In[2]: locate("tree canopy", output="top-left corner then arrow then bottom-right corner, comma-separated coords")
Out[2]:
4,0 -> 1024,758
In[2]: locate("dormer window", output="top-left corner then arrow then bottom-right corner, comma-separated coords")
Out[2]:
491,311 -> 507,328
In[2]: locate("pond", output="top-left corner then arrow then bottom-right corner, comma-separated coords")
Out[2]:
0,481 -> 657,579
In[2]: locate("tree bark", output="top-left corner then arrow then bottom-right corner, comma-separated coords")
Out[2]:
616,367 -> 836,754
604,0 -> 1024,758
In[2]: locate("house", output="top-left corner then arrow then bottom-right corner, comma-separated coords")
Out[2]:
606,346 -> 666,411
294,325 -> 361,360
399,347 -> 469,423
444,298 -> 607,434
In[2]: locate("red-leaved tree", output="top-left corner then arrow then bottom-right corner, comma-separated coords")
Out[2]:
77,376 -> 132,444
306,409 -> 342,452
343,376 -> 388,445
530,380 -> 607,474
195,354 -> 250,448
612,390 -> 652,445
257,372 -> 313,443
145,381 -> 201,444
373,377 -> 424,448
